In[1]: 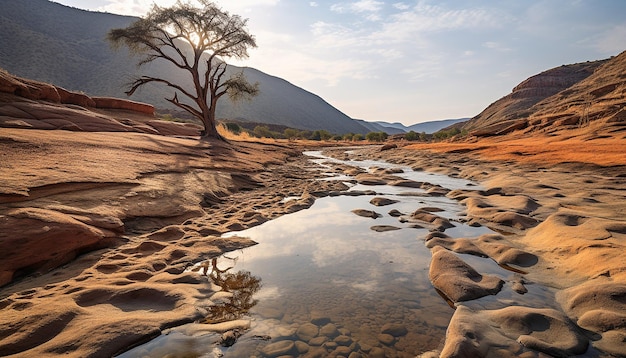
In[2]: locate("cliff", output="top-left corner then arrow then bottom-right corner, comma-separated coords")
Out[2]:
463,53 -> 626,136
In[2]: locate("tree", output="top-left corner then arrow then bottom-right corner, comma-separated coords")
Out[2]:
366,131 -> 388,142
108,0 -> 258,140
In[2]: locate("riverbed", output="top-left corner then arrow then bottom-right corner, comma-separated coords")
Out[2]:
119,150 -> 560,358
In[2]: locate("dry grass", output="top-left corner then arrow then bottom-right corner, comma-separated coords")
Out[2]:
404,134 -> 626,167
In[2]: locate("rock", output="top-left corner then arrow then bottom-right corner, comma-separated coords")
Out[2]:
557,281 -> 626,356
369,347 -> 386,358
92,97 -> 154,115
310,310 -> 331,325
351,209 -> 381,219
308,336 -> 328,346
334,335 -> 352,346
370,225 -> 401,232
380,323 -> 408,337
369,197 -> 399,206
260,340 -> 296,357
319,323 -> 339,338
441,305 -> 588,357
56,86 -> 96,107
296,323 -> 319,342
388,179 -> 424,188
429,247 -> 504,302
388,209 -> 403,217
333,345 -> 354,355
377,333 -> 395,346
295,340 -> 310,354
0,208 -> 110,286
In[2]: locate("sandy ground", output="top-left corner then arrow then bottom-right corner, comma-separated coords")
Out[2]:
1,128 -> 625,357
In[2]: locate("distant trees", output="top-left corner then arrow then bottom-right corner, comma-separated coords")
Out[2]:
365,131 -> 388,142
108,0 -> 258,140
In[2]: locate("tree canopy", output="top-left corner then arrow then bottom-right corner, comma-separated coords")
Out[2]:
108,0 -> 258,140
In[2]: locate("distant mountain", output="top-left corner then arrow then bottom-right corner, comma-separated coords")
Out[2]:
355,120 -> 406,134
356,118 -> 468,134
0,0 -> 368,134
407,118 -> 468,133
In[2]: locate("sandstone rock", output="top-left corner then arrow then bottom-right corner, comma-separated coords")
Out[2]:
557,281 -> 626,356
441,305 -> 588,357
0,208 -> 110,286
370,225 -> 401,232
93,97 -> 154,115
351,209 -> 381,219
56,86 -> 96,107
369,197 -> 399,206
429,247 -> 504,302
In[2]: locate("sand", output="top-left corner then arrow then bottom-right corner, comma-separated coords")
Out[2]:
1,127 -> 626,357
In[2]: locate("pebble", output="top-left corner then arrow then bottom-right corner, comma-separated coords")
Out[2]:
260,340 -> 295,356
378,333 -> 395,346
309,336 -> 328,346
380,323 -> 408,337
319,323 -> 339,338
334,335 -> 352,346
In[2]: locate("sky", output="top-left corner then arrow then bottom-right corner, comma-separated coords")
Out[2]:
53,0 -> 626,125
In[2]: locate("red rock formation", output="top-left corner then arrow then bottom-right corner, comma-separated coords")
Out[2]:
93,97 -> 154,115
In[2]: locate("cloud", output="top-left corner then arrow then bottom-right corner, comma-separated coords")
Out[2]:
98,0 -> 280,16
330,0 -> 384,14
392,2 -> 409,10
310,1 -> 318,7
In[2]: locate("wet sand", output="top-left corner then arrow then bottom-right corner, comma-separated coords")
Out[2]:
1,128 -> 625,357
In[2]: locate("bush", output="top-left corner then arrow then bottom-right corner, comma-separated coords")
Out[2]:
405,130 -> 418,141
225,122 -> 241,134
365,131 -> 388,142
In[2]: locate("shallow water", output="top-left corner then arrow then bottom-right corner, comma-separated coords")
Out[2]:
120,151 -> 557,358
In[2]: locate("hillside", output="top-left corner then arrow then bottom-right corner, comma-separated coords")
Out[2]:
0,0 -> 368,134
462,58 -> 610,136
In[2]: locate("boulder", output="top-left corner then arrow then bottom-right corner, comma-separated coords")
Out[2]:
429,247 -> 504,302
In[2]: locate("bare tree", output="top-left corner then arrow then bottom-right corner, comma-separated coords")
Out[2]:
108,0 -> 258,140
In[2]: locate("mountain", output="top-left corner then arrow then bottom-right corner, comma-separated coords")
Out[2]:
355,120 -> 406,134
0,0 -> 368,134
407,118 -> 468,133
356,118 -> 468,134
461,56 -> 621,136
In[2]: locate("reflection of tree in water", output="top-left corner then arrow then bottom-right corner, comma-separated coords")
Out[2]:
201,257 -> 261,324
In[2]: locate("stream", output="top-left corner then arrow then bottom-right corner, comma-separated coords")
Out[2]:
119,150 -> 557,358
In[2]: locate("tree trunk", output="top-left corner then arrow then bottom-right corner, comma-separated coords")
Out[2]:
200,100 -> 226,141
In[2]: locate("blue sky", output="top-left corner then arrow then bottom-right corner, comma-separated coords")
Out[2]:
54,0 -> 626,125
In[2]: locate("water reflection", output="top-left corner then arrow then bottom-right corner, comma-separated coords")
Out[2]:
198,258 -> 261,324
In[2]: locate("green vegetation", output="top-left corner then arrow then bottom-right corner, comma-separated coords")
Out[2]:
365,131 -> 388,142
432,127 -> 468,140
